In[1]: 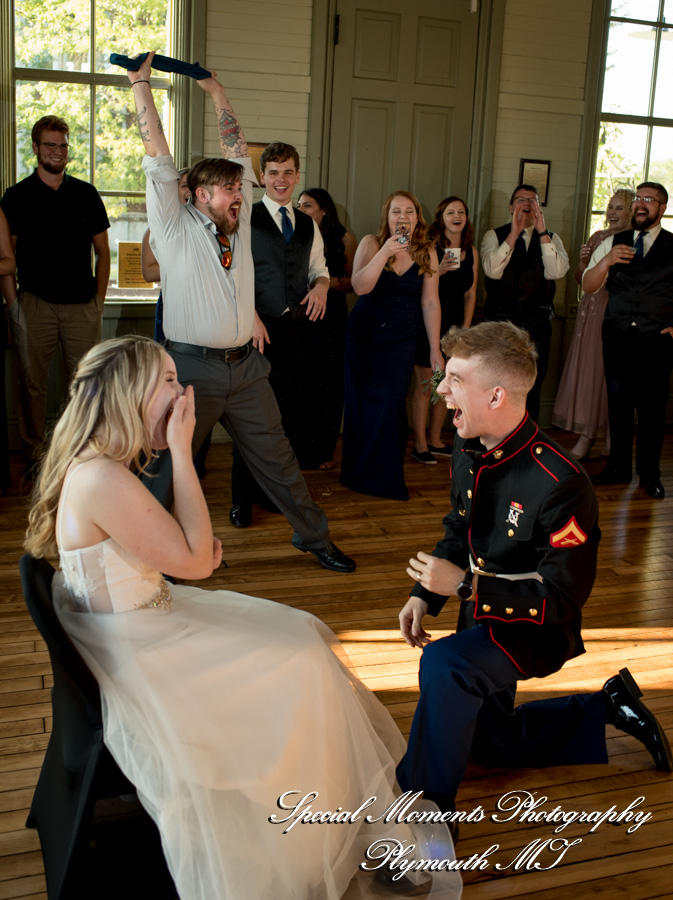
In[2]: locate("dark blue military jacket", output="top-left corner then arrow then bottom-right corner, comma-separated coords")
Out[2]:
411,414 -> 600,678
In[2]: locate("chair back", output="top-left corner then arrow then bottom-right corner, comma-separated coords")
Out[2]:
20,554 -> 102,722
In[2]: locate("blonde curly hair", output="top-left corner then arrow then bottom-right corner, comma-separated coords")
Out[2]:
25,335 -> 166,558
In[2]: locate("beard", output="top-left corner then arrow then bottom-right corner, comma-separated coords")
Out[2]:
39,158 -> 67,175
206,204 -> 240,236
631,209 -> 658,231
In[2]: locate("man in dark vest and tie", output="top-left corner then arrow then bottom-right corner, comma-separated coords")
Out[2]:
230,142 -> 332,526
480,184 -> 569,420
584,182 -> 673,499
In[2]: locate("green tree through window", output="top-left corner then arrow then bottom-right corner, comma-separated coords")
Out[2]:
13,0 -> 174,298
590,1 -> 673,233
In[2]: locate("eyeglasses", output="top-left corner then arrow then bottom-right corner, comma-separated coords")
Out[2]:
39,141 -> 69,152
216,233 -> 232,270
633,195 -> 661,204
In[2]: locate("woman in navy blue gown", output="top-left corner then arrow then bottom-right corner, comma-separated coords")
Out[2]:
341,192 -> 441,501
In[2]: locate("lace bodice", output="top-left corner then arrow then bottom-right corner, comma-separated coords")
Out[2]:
57,464 -> 171,614
59,539 -> 171,614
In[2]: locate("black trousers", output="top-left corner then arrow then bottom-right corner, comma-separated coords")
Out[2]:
232,312 -> 328,509
602,322 -> 673,481
396,625 -> 607,803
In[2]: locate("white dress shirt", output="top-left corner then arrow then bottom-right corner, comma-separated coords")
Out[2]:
481,224 -> 570,280
260,193 -> 329,284
583,224 -> 663,292
143,154 -> 256,348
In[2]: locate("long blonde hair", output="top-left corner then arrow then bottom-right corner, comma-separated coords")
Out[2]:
376,191 -> 434,275
25,335 -> 166,558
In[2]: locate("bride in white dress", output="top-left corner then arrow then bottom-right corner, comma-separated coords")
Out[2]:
25,335 -> 461,900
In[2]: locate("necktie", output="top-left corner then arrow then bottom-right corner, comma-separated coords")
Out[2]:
514,234 -> 526,255
280,206 -> 293,242
633,231 -> 645,260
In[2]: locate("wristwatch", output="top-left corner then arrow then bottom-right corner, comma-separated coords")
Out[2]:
537,229 -> 551,238
456,570 -> 474,601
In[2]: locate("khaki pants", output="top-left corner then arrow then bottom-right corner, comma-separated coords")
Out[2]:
8,291 -> 103,459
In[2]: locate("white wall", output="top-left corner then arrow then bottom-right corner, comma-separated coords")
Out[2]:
203,0 -> 314,183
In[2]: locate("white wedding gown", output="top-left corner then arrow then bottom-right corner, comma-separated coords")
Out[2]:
54,469 -> 462,900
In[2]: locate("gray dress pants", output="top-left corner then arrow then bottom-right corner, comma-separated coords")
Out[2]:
143,344 -> 330,549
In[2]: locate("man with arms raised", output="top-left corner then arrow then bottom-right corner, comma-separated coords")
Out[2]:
584,181 -> 673,499
481,185 -> 569,420
396,322 -> 671,818
127,53 -> 354,572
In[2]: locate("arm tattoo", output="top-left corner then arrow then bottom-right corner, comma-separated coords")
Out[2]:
136,106 -> 151,144
215,105 -> 245,157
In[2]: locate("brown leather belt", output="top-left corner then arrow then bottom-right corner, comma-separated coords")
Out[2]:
166,339 -> 253,363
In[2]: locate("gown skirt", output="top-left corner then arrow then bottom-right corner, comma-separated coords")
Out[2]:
341,265 -> 424,502
54,575 -> 462,900
551,286 -> 609,439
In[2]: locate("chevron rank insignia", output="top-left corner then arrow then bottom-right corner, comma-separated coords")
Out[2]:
550,517 -> 588,548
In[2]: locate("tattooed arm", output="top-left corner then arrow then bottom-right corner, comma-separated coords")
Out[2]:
196,74 -> 249,159
127,51 -> 170,158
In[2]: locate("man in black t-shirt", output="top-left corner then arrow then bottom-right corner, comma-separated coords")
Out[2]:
1,115 -> 110,471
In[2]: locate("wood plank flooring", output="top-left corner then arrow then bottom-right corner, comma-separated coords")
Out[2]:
1,430 -> 672,899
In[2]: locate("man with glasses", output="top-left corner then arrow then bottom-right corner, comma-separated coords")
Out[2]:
127,53 -> 355,573
584,181 -> 673,499
0,115 -> 110,476
481,184 -> 569,421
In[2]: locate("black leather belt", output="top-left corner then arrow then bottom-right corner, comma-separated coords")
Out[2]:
166,339 -> 253,363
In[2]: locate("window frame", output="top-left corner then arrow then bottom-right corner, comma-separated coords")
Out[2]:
589,0 -> 673,228
1,0 -> 193,299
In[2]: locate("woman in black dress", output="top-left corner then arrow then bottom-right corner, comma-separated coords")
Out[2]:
341,191 -> 441,501
296,189 -> 357,470
411,196 -> 479,462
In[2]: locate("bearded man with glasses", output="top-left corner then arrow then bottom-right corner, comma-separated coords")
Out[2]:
0,115 -> 110,477
583,181 -> 673,499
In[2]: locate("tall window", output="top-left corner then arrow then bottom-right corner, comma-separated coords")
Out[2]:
12,0 -> 174,299
591,0 -> 673,230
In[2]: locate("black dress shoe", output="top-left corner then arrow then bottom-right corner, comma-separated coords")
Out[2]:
297,541 -> 356,573
229,505 -> 252,528
603,667 -> 673,771
639,479 -> 665,499
591,467 -> 632,486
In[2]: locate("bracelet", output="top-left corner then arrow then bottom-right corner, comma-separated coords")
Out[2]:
132,80 -> 150,86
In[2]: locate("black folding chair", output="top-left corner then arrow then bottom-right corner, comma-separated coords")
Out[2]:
19,554 -> 176,900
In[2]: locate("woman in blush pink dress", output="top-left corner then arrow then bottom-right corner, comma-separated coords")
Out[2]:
552,188 -> 634,459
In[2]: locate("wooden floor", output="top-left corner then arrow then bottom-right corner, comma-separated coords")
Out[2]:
1,430 -> 672,899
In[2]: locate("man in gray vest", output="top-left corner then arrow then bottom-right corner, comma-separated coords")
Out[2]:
229,143 -> 330,525
480,184 -> 569,420
584,182 -> 673,499
128,54 -> 354,573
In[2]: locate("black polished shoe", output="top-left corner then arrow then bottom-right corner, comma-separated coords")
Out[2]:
591,466 -> 632,486
603,667 -> 672,771
229,505 -> 252,528
297,541 -> 356,573
639,479 -> 665,499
